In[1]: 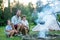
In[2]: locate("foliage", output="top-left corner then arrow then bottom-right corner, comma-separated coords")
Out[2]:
57,13 -> 60,22
0,0 -> 3,6
0,1 -> 60,26
0,2 -> 34,26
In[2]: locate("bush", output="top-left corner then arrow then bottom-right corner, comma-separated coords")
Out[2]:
0,3 -> 34,26
57,13 -> 60,22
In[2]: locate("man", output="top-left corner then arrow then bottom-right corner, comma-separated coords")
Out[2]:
11,10 -> 22,33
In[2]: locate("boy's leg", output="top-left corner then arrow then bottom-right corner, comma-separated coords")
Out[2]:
25,29 -> 28,35
21,26 -> 29,35
10,30 -> 14,37
22,27 -> 26,35
25,27 -> 29,35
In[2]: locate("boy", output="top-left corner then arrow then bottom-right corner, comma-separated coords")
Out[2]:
5,19 -> 18,38
21,15 -> 29,35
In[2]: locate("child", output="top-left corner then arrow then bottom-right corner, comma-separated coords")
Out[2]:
5,19 -> 18,38
21,15 -> 29,35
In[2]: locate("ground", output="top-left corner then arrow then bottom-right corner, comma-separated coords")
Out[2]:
0,24 -> 60,40
0,23 -> 35,40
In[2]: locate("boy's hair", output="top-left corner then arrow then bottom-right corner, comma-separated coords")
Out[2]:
6,19 -> 10,25
22,15 -> 26,19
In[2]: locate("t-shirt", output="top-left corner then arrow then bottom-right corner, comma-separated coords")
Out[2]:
5,25 -> 12,31
11,15 -> 21,25
21,20 -> 29,28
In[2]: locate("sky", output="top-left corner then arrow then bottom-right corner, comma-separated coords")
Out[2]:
3,0 -> 48,7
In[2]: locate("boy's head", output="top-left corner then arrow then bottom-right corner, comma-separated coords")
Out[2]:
7,19 -> 11,25
22,15 -> 26,20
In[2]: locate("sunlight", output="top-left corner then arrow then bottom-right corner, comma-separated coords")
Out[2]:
10,0 -> 37,5
3,0 -> 49,7
18,0 -> 38,5
31,0 -> 38,4
41,0 -> 48,5
10,0 -> 14,3
3,0 -> 8,7
19,0 -> 31,5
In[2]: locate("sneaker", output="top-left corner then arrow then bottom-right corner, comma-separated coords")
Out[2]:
17,34 -> 22,36
10,36 -> 14,38
15,34 -> 18,36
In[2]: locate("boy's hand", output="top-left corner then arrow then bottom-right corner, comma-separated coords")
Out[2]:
14,30 -> 17,32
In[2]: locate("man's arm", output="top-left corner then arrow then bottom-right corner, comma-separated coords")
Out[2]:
11,23 -> 15,30
11,16 -> 16,30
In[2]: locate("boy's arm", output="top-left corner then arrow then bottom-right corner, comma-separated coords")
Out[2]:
6,30 -> 11,32
27,20 -> 29,26
26,20 -> 29,29
11,23 -> 15,30
5,26 -> 12,32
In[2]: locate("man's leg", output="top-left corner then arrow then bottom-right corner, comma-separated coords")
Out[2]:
14,30 -> 18,34
20,24 -> 24,33
17,24 -> 21,32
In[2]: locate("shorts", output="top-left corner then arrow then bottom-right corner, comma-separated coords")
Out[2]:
14,24 -> 22,30
14,25 -> 18,30
5,32 -> 10,35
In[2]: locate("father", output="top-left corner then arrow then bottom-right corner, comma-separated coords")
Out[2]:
11,10 -> 22,32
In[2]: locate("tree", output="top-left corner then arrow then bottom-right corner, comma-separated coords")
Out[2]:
0,0 -> 3,6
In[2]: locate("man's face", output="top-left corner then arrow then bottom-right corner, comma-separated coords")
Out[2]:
16,10 -> 21,17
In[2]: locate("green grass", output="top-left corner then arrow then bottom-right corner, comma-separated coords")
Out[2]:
0,27 -> 22,40
0,23 -> 35,40
0,24 -> 60,40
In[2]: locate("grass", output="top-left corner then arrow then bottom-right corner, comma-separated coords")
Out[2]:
0,23 -> 35,40
0,24 -> 60,40
0,27 -> 22,40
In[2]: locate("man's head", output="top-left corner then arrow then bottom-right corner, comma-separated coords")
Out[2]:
16,10 -> 21,17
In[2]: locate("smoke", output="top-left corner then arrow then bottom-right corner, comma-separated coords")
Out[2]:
36,0 -> 60,24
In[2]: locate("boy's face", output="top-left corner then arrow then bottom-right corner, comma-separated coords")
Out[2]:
7,20 -> 11,25
23,17 -> 26,20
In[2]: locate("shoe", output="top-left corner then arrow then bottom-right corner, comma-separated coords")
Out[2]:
17,34 -> 22,36
10,36 -> 14,38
